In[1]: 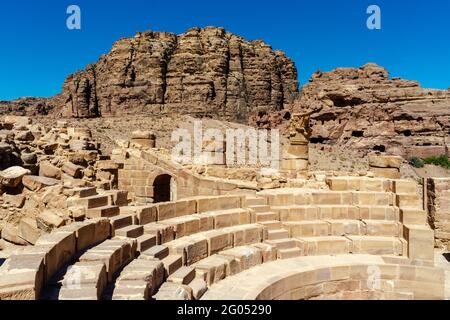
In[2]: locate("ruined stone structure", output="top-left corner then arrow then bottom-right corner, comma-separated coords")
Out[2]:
1,114 -> 448,300
368,155 -> 402,179
56,27 -> 298,122
295,63 -> 450,159
427,178 -> 450,248
281,113 -> 311,177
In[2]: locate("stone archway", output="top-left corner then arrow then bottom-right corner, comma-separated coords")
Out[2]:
153,174 -> 173,203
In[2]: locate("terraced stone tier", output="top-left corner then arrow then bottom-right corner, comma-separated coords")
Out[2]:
202,255 -> 446,300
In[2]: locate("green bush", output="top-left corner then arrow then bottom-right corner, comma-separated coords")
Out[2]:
423,155 -> 450,169
409,157 -> 424,168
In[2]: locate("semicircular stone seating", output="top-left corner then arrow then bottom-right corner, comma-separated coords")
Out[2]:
0,176 -> 448,300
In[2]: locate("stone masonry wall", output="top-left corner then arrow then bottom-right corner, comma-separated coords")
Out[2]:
427,178 -> 450,248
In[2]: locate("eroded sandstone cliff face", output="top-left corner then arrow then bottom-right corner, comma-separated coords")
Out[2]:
294,63 -> 450,159
58,27 -> 298,122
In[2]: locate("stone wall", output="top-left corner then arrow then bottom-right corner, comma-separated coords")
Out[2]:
427,178 -> 450,248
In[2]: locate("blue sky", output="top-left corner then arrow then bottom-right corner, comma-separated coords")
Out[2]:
1,0 -> 449,100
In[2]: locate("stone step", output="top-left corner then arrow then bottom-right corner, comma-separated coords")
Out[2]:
69,187 -> 98,198
259,220 -> 282,230
140,245 -> 170,260
363,220 -> 402,237
109,215 -> 134,237
58,261 -> 107,301
246,197 -> 267,206
167,266 -> 196,285
103,190 -> 129,207
248,205 -> 271,213
327,177 -> 391,192
86,205 -> 120,219
396,193 -> 423,210
136,235 -> 157,253
277,205 -> 399,222
265,238 -> 296,250
346,235 -> 406,256
283,220 -> 329,237
267,229 -> 289,241
399,209 -> 427,225
79,239 -> 136,282
69,195 -> 109,209
255,212 -> 278,222
115,225 -> 144,239
295,236 -> 351,256
111,259 -> 164,300
277,248 -> 302,260
161,255 -> 183,277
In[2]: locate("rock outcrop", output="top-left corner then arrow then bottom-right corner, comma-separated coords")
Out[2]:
294,63 -> 450,159
58,27 -> 298,122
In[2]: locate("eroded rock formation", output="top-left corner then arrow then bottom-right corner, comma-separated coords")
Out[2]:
58,27 -> 298,122
294,63 -> 450,159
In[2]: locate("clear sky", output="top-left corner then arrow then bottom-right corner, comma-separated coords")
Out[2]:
1,0 -> 449,100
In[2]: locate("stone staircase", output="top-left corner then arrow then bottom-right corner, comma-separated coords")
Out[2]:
247,196 -> 302,259
248,177 -> 435,266
0,176 -> 441,301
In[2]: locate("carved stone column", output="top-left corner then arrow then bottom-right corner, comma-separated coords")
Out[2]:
281,112 -> 311,177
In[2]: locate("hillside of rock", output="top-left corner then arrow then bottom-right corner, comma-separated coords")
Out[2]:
54,26 -> 298,122
294,63 -> 450,159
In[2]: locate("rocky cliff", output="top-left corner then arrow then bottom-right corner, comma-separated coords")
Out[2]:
57,26 -> 298,122
294,63 -> 450,159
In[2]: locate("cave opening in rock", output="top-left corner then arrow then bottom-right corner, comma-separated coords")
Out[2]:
153,174 -> 173,203
352,131 -> 364,138
373,145 -> 386,152
331,97 -> 363,108
310,136 -> 329,144
403,130 -> 412,137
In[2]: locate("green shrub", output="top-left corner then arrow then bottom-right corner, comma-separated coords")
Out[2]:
409,157 -> 424,168
423,155 -> 450,169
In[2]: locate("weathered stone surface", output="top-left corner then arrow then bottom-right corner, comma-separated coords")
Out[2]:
294,63 -> 450,158
427,178 -> 450,248
0,166 -> 30,188
18,218 -> 42,245
39,162 -> 62,180
62,162 -> 84,178
36,210 -> 66,232
369,155 -> 403,169
1,223 -> 28,246
22,175 -> 60,191
57,27 -> 298,122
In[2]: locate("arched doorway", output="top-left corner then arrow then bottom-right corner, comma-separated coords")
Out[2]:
153,174 -> 173,203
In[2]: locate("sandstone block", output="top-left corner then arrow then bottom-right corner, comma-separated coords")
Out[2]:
22,175 -> 60,191
0,166 -> 31,187
369,155 -> 403,169
18,218 -> 42,245
39,162 -> 62,180
62,162 -> 84,178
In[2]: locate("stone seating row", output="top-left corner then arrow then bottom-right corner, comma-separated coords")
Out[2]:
0,218 -> 111,300
271,205 -> 426,224
262,190 -> 422,209
152,243 -> 276,300
326,177 -> 418,194
201,255 -> 446,300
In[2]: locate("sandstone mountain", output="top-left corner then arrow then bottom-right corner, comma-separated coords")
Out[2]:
54,26 -> 298,122
294,63 -> 450,159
